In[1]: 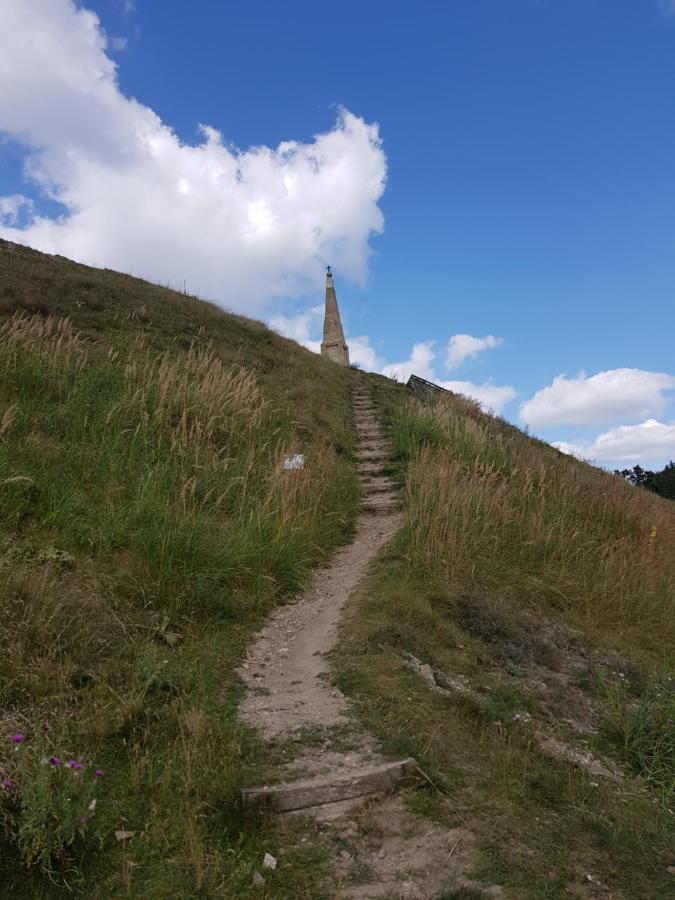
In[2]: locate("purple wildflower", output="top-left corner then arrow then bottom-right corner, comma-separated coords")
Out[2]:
512,714 -> 521,721
67,760 -> 83,771
10,734 -> 24,744
668,718 -> 673,726
94,769 -> 104,777
79,815 -> 89,826
49,756 -> 62,766
2,779 -> 15,791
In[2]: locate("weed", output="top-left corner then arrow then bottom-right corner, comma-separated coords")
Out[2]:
483,683 -> 533,726
404,785 -> 445,821
623,671 -> 675,802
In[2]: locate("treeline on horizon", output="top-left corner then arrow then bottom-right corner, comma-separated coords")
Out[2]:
615,460 -> 675,501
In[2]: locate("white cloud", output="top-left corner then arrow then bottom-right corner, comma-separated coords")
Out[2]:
0,194 -> 33,225
377,340 -> 516,413
0,0 -> 386,313
588,419 -> 675,464
380,341 -> 436,383
269,305 -> 323,353
445,334 -> 502,370
348,335 -> 384,370
551,421 -> 675,467
551,441 -> 586,460
519,369 -> 675,428
437,378 -> 516,413
110,36 -> 128,52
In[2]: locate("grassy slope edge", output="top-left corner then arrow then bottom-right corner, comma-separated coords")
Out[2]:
0,240 -> 357,897
336,376 -> 675,900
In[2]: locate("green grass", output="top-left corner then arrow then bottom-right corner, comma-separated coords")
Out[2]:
335,385 -> 675,899
2,240 -> 674,897
0,240 -> 358,895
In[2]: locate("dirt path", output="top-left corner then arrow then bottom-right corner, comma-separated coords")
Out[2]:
238,486 -> 399,741
238,385 -> 498,899
239,385 -> 400,771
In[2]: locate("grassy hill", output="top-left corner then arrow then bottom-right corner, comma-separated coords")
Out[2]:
0,240 -> 673,898
0,240 -> 358,896
336,380 -> 675,899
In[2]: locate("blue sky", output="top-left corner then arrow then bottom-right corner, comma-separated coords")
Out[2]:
1,0 -> 674,468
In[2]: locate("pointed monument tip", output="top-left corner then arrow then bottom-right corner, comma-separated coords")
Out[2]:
321,264 -> 349,366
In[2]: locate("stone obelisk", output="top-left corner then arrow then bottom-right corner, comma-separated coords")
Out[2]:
320,266 -> 350,366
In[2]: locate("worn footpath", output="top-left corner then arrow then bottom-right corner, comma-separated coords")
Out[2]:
238,384 -> 501,899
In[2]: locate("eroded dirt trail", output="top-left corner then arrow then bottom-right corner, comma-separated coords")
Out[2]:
238,488 -> 399,740
238,385 -> 498,899
239,385 -> 400,773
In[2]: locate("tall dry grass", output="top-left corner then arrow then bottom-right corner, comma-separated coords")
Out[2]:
0,245 -> 359,892
0,312 -> 356,615
392,395 -> 675,657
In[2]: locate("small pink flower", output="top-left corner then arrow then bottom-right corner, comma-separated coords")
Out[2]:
67,760 -> 83,771
10,734 -> 24,744
49,757 -> 62,766
79,815 -> 89,826
94,769 -> 104,777
512,714 -> 521,721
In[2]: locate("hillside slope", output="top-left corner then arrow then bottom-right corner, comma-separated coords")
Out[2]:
336,380 -> 675,899
1,241 -> 673,899
0,240 -> 358,897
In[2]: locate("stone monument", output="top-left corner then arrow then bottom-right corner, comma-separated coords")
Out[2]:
320,266 -> 350,366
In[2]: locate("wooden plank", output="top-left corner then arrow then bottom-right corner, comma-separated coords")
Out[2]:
362,482 -> 398,494
364,501 -> 400,513
242,757 -> 418,813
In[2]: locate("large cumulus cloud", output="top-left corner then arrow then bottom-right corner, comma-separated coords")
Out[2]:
0,0 -> 386,311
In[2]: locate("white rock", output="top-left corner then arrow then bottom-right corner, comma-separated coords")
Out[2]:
262,852 -> 277,871
419,663 -> 437,687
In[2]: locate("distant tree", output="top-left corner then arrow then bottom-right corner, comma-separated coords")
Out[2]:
647,461 -> 675,500
614,464 -> 652,487
614,461 -> 675,501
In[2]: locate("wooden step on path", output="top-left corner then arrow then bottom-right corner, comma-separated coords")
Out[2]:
361,481 -> 397,494
358,467 -> 391,480
356,437 -> 387,447
358,458 -> 390,470
242,757 -> 417,814
363,498 -> 400,513
355,449 -> 389,461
